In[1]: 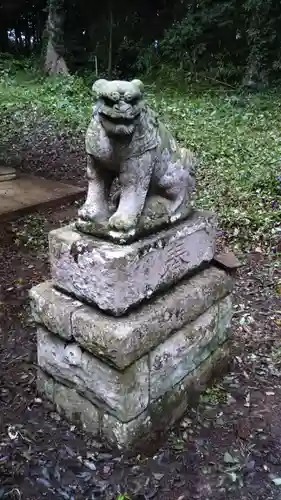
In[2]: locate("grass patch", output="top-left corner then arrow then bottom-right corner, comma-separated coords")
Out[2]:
148,85 -> 281,247
0,60 -> 280,247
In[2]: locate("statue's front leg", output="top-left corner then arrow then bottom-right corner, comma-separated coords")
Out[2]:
108,152 -> 153,232
78,155 -> 112,222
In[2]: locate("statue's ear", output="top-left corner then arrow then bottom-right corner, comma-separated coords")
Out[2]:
92,79 -> 107,96
131,79 -> 144,94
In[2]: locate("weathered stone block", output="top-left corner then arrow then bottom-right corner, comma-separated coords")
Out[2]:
37,327 -> 149,422
37,369 -> 100,435
72,268 -> 231,368
37,342 -> 230,449
149,295 -> 232,401
217,294 -> 233,339
37,366 -> 55,401
148,341 -> 230,434
102,411 -> 151,449
49,210 -> 216,316
30,266 -> 232,369
30,282 -> 82,340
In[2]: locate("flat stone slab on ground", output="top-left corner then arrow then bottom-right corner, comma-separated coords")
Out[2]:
30,266 -> 233,369
49,210 -> 216,315
213,251 -> 242,270
0,174 -> 85,220
0,166 -> 16,182
37,340 -> 230,449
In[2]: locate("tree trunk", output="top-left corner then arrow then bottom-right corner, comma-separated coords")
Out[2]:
15,26 -> 24,50
24,19 -> 31,51
0,21 -> 9,53
107,0 -> 113,78
44,0 -> 69,75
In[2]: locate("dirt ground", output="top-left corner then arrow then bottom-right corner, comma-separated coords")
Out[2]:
0,201 -> 281,500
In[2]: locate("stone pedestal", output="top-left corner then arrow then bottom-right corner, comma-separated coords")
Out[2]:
30,210 -> 233,448
49,211 -> 216,315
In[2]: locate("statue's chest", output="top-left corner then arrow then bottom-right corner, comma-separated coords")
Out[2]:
85,120 -> 132,166
86,123 -> 112,161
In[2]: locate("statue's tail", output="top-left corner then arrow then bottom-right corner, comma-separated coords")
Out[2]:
180,147 -> 198,177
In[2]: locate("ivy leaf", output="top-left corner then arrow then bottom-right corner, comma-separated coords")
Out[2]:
224,451 -> 239,464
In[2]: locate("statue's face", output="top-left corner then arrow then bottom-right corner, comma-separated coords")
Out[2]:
92,79 -> 144,136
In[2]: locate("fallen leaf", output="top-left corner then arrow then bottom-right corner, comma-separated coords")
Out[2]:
244,393 -> 250,407
235,420 -> 250,440
271,476 -> 281,486
153,473 -> 164,481
83,459 -> 96,471
228,471 -> 237,482
7,425 -> 19,440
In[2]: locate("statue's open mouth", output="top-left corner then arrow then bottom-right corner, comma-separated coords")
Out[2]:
100,113 -> 139,126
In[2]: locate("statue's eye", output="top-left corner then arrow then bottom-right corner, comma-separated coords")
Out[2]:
103,97 -> 114,107
130,97 -> 139,106
124,93 -> 139,105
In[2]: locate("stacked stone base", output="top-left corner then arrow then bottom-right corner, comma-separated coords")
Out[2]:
37,341 -> 229,448
30,210 -> 233,448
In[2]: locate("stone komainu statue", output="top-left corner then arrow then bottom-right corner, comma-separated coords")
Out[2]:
78,79 -> 197,234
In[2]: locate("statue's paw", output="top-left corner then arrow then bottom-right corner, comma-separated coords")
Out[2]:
78,204 -> 108,222
108,212 -> 137,232
78,204 -> 90,219
78,204 -> 98,220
